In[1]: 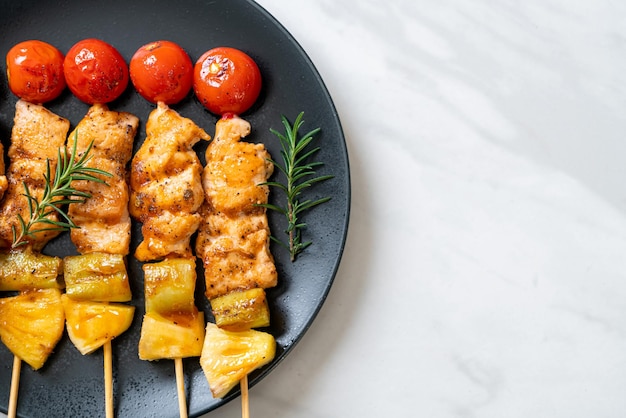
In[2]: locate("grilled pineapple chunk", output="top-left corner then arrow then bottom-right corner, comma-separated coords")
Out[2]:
143,258 -> 197,315
0,250 -> 62,291
0,288 -> 65,370
211,288 -> 270,331
139,257 -> 205,360
61,295 -> 135,355
138,310 -> 205,360
64,253 -> 131,302
200,323 -> 275,398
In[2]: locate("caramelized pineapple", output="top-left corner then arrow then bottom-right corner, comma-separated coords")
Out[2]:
61,295 -> 135,355
143,258 -> 197,314
0,288 -> 65,370
139,257 -> 205,360
63,253 -> 131,302
0,250 -> 62,291
200,323 -> 275,398
210,288 -> 270,331
138,310 -> 205,360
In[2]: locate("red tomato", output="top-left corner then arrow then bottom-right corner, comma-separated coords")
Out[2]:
5,40 -> 66,103
63,38 -> 129,104
193,47 -> 262,115
129,40 -> 193,104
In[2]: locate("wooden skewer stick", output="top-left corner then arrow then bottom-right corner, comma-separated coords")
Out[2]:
104,341 -> 113,418
241,375 -> 249,418
7,355 -> 21,418
175,357 -> 188,418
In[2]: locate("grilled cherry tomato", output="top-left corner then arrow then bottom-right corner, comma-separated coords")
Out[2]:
6,40 -> 66,103
64,38 -> 129,104
193,47 -> 262,115
129,40 -> 193,104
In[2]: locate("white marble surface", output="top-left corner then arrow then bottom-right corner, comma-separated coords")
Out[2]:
204,0 -> 626,417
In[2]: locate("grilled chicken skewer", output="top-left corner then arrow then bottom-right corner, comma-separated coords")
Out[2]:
61,103 -> 138,418
0,101 -> 70,418
196,115 -> 276,400
130,102 -> 210,417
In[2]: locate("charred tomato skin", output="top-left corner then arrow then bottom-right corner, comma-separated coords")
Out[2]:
6,40 -> 66,103
130,40 -> 193,105
193,47 -> 262,116
63,38 -> 129,104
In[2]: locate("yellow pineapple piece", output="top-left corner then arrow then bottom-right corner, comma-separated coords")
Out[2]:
64,253 -> 131,302
0,288 -> 65,370
0,250 -> 62,291
210,288 -> 270,331
138,310 -> 205,360
139,257 -> 204,360
143,258 -> 197,315
61,295 -> 135,355
200,323 -> 275,398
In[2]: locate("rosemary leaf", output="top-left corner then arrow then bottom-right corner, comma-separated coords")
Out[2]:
260,112 -> 333,262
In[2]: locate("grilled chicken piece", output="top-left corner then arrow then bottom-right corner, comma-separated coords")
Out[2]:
196,115 -> 277,299
0,142 -> 7,201
201,116 -> 273,217
0,100 -> 70,250
130,101 -> 210,261
67,103 -> 138,255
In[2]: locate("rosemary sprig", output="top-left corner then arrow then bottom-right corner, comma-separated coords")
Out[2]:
11,132 -> 112,249
259,112 -> 333,261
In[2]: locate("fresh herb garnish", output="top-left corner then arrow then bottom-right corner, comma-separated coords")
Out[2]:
11,133 -> 112,249
260,112 -> 333,261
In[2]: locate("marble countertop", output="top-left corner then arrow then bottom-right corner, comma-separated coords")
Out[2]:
206,0 -> 626,417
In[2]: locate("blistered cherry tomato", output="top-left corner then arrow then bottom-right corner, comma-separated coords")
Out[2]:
193,47 -> 262,115
129,40 -> 193,104
6,40 -> 66,103
63,38 -> 129,104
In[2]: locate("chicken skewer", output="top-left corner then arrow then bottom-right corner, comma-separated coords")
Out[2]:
130,101 -> 210,418
196,115 -> 277,404
61,103 -> 138,418
0,100 -> 70,418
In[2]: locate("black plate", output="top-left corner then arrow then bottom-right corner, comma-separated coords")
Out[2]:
0,1 -> 350,416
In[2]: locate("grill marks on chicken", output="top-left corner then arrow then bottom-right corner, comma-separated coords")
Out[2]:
0,142 -> 7,201
130,101 -> 210,261
67,103 -> 139,255
0,100 -> 70,250
196,115 -> 277,299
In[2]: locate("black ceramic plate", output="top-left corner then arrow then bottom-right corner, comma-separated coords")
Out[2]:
0,1 -> 350,416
